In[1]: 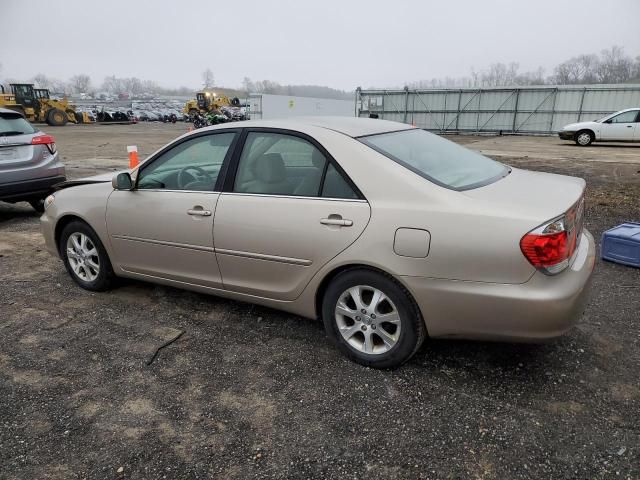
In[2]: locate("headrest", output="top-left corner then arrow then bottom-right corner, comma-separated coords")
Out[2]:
254,153 -> 286,183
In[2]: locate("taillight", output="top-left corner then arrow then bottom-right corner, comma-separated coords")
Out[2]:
32,134 -> 57,154
520,196 -> 584,275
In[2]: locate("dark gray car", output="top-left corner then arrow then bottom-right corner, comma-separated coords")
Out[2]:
0,107 -> 65,212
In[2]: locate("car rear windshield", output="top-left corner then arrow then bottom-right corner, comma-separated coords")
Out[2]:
359,129 -> 509,190
0,112 -> 36,136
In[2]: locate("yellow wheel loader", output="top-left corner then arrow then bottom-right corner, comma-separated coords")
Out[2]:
183,90 -> 241,116
0,84 -> 88,126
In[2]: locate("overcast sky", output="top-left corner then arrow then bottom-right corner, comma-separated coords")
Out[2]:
1,0 -> 639,90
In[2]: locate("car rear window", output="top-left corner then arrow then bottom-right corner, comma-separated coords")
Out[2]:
359,129 -> 509,190
0,112 -> 36,136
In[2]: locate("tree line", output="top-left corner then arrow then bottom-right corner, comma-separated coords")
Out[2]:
405,46 -> 640,89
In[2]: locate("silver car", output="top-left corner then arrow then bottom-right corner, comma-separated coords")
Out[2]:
0,108 -> 65,211
40,117 -> 595,368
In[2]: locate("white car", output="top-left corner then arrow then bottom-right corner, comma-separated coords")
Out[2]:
558,108 -> 640,146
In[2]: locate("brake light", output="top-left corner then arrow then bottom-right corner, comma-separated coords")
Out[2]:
32,134 -> 57,154
520,196 -> 584,275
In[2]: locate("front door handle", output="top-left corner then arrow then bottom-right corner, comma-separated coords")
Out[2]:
321,217 -> 353,227
187,208 -> 212,217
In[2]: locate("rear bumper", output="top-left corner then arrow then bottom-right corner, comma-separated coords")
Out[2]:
558,131 -> 575,140
399,230 -> 596,341
0,175 -> 66,202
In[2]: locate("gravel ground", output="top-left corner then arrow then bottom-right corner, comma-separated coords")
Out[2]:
1,124 -> 639,479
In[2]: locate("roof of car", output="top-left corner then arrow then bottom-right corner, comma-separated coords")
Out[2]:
208,116 -> 414,138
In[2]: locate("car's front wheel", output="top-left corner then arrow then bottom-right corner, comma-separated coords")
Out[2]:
60,220 -> 115,291
322,269 -> 426,369
575,130 -> 594,146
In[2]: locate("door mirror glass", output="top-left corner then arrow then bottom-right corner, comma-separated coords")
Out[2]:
112,172 -> 133,190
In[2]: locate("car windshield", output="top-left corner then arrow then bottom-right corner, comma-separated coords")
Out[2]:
0,113 -> 36,136
359,129 -> 509,190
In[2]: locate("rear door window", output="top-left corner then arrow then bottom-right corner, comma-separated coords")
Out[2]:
233,132 -> 328,196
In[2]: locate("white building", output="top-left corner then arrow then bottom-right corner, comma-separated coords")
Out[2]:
247,93 -> 354,120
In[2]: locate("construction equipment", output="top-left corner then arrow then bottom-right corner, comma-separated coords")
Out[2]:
0,83 -> 86,126
183,90 -> 241,117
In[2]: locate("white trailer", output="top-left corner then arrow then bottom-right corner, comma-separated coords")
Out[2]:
247,93 -> 353,120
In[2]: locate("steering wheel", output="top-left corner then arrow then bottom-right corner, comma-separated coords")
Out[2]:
177,165 -> 213,189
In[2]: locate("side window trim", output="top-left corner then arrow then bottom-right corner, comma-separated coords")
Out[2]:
134,129 -> 241,192
222,127 -> 366,201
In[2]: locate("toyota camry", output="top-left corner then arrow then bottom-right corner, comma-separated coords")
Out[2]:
40,117 -> 595,368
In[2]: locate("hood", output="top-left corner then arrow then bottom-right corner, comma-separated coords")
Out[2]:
562,120 -> 598,131
53,171 -> 122,191
463,167 -> 585,224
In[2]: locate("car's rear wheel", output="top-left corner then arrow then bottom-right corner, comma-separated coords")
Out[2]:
322,269 -> 426,369
575,130 -> 594,146
60,221 -> 115,291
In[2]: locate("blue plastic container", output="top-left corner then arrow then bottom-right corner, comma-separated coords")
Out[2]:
601,223 -> 640,268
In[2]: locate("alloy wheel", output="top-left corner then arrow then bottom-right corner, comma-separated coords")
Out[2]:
66,232 -> 100,282
577,132 -> 591,146
334,285 -> 401,355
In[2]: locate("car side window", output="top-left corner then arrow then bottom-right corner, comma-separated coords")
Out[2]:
137,133 -> 235,192
234,132 -> 328,196
322,164 -> 359,199
608,111 -> 638,123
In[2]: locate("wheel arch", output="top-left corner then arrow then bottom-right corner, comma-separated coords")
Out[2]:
313,263 -> 427,334
54,214 -> 90,254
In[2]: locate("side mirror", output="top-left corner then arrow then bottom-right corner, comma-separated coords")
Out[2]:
112,172 -> 133,190
604,119 -> 612,124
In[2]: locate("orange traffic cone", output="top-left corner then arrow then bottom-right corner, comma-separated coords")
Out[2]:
127,145 -> 139,169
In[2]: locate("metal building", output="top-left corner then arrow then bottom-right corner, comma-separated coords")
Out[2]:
356,84 -> 640,134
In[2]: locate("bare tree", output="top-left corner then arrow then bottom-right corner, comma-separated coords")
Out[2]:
70,74 -> 92,93
32,73 -> 51,89
597,46 -> 633,84
242,76 -> 255,94
202,68 -> 214,89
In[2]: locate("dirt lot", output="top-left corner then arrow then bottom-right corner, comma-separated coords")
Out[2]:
1,123 -> 639,479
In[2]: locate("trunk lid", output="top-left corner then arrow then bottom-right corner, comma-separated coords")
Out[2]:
0,133 -> 37,170
463,167 -> 585,224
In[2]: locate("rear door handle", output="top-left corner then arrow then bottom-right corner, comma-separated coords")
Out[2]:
187,208 -> 212,216
321,217 -> 353,227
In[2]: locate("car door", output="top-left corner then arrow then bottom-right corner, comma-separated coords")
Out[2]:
106,130 -> 238,287
600,110 -> 638,141
213,129 -> 371,300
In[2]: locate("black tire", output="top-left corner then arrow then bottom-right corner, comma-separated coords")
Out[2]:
322,268 -> 426,369
74,112 -> 84,123
59,220 -> 116,291
575,130 -> 594,146
28,198 -> 45,213
46,108 -> 68,126
231,97 -> 240,107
